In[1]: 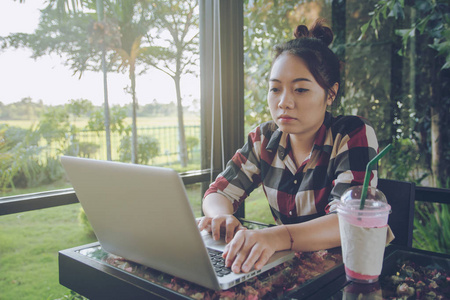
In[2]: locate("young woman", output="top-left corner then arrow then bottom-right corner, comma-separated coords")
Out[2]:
198,19 -> 378,274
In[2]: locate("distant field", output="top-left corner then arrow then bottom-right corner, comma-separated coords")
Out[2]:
3,114 -> 200,129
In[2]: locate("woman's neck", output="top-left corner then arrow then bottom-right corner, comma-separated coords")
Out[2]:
289,132 -> 317,167
289,130 -> 316,154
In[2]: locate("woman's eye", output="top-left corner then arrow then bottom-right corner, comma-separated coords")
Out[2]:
295,88 -> 308,93
269,87 -> 280,93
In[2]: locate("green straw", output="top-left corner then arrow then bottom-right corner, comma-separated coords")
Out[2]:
360,144 -> 393,209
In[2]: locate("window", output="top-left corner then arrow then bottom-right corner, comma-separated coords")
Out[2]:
1,0 -> 246,217
1,1 -> 204,201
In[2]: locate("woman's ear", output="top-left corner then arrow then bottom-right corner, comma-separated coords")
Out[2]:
327,83 -> 339,105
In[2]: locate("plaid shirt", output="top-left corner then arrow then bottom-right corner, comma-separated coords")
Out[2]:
205,112 -> 379,225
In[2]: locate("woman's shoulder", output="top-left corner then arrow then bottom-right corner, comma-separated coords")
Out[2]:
259,120 -> 277,131
246,121 -> 279,145
249,120 -> 277,136
330,114 -> 374,136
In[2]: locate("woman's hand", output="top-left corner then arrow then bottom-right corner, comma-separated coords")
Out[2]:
197,214 -> 247,243
223,229 -> 279,274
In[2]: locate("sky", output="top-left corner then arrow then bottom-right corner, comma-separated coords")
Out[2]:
0,0 -> 200,108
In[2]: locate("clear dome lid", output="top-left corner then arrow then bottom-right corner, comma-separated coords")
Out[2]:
339,186 -> 390,213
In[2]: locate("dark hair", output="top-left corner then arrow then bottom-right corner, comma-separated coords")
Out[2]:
272,19 -> 340,100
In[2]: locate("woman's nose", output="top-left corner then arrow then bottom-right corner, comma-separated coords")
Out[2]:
278,92 -> 294,109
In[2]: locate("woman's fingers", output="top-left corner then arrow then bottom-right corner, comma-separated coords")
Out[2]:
223,230 -> 245,267
223,230 -> 276,274
199,215 -> 244,241
225,217 -> 245,243
240,244 -> 264,273
200,217 -> 275,273
210,217 -> 222,240
253,248 -> 273,271
197,217 -> 211,232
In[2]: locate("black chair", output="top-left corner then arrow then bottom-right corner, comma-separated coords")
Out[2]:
377,178 -> 415,247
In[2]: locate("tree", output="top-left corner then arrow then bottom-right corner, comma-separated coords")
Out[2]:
5,0 -> 120,161
0,98 -> 45,120
141,0 -> 199,167
48,0 -> 156,164
38,106 -> 70,149
86,104 -> 129,135
91,0 -> 114,160
360,0 -> 450,187
118,135 -> 159,165
51,0 -> 121,161
67,98 -> 94,121
103,0 -> 155,163
0,124 -> 41,193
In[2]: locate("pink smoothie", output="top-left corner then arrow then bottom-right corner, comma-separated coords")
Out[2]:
345,266 -> 379,281
338,196 -> 391,283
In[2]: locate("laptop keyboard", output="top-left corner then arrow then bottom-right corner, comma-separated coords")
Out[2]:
207,249 -> 232,277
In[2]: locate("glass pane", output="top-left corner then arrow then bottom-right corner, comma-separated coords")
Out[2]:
0,181 -> 202,299
243,1 -> 332,221
243,0 -> 332,131
186,182 -> 203,218
242,0 -> 447,218
1,1 -> 200,198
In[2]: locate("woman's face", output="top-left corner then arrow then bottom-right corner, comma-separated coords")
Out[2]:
268,53 -> 334,138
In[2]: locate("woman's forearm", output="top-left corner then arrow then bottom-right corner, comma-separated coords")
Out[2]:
203,194 -> 341,252
287,214 -> 341,252
202,193 -> 234,217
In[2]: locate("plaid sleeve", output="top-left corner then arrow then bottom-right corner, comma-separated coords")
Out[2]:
326,116 -> 379,213
204,126 -> 263,212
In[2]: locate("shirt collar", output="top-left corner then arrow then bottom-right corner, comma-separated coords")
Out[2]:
266,112 -> 332,160
313,111 -> 332,148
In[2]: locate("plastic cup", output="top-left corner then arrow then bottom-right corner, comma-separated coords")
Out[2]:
337,186 -> 391,283
343,282 -> 382,300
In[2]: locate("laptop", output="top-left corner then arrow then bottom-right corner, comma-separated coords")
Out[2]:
60,156 -> 295,290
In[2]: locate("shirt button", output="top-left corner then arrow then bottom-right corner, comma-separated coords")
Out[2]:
293,180 -> 298,184
289,211 -> 293,216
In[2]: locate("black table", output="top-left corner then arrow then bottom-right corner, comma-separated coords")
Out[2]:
59,228 -> 449,299
308,245 -> 450,300
59,242 -> 345,299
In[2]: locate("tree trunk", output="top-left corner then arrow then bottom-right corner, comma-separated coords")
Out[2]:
101,48 -> 112,161
430,106 -> 440,187
429,49 -> 444,188
175,74 -> 188,167
130,65 -> 138,164
96,0 -> 112,161
332,0 -> 346,103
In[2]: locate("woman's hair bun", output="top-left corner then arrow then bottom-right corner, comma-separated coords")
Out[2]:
294,25 -> 309,39
293,19 -> 334,47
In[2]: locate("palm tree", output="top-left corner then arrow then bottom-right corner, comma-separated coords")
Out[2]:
143,0 -> 199,167
49,0 -> 154,164
47,0 -> 115,160
95,0 -> 112,160
106,0 -> 154,163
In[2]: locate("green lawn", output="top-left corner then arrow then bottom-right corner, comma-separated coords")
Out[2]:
0,204 -> 96,300
245,187 -> 276,225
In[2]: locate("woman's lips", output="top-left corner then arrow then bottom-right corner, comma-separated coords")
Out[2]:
278,115 -> 296,122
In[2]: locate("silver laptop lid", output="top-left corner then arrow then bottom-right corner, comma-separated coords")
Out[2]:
61,156 -> 220,290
